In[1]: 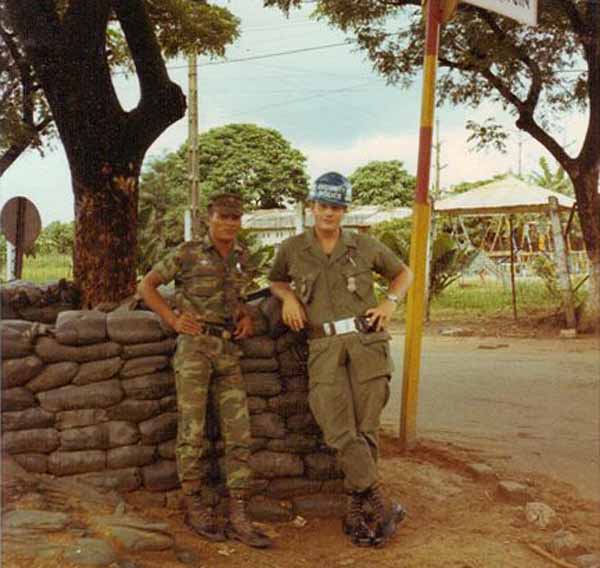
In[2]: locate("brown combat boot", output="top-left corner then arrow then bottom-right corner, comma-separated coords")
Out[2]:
184,493 -> 226,542
342,491 -> 373,547
364,483 -> 406,547
227,492 -> 272,549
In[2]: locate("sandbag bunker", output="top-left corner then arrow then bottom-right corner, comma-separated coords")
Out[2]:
1,299 -> 346,521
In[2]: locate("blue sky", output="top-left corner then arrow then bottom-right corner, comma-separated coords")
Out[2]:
0,0 -> 586,226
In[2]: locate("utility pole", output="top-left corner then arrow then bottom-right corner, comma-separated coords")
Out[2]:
517,132 -> 523,177
186,52 -> 200,241
433,119 -> 447,199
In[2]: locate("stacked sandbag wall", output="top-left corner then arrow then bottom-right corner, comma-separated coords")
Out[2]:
1,301 -> 345,520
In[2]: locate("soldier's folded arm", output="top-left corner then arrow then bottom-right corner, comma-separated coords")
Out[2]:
270,281 -> 307,332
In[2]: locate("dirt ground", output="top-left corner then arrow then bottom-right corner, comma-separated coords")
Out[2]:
3,320 -> 600,568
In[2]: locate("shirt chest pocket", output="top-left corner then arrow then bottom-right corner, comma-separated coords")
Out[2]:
290,269 -> 318,305
185,264 -> 224,297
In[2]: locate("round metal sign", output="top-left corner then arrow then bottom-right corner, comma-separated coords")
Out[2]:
0,196 -> 42,248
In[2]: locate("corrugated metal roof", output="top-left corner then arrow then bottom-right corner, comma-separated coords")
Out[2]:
435,175 -> 576,215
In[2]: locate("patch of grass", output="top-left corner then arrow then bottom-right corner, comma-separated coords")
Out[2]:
429,277 -> 558,322
21,254 -> 73,283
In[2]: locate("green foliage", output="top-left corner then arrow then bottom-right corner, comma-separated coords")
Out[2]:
31,221 -> 75,256
137,123 -> 308,273
349,160 -> 415,206
446,173 -> 509,195
369,218 -> 477,300
531,254 -> 561,300
0,0 -> 239,174
529,157 -> 574,197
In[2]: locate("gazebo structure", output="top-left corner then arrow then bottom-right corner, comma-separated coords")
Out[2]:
434,175 -> 579,329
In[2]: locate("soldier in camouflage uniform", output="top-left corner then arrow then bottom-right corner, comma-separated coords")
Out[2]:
269,172 -> 413,547
139,193 -> 272,549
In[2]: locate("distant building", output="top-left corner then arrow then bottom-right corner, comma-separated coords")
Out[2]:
242,205 -> 412,246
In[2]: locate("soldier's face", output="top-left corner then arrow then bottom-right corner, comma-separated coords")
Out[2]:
208,210 -> 242,243
311,201 -> 346,232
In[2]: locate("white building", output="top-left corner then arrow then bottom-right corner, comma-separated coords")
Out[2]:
242,205 -> 412,247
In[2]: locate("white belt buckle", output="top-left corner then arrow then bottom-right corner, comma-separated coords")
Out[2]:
333,317 -> 356,335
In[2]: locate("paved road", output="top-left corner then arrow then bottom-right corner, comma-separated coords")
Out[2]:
381,334 -> 600,502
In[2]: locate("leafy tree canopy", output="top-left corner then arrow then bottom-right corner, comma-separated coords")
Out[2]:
137,123 -> 309,271
529,157 -> 574,197
349,160 -> 415,206
0,0 -> 239,176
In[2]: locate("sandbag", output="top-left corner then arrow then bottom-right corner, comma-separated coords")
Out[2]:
268,392 -> 309,417
48,450 -> 106,475
139,413 -> 178,444
55,409 -> 108,430
141,460 -> 179,492
237,336 -> 276,359
286,412 -> 321,434
243,373 -> 282,397
106,399 -> 161,423
292,494 -> 347,519
275,331 -> 306,353
240,357 -> 279,374
121,372 -> 174,400
107,445 -> 157,469
107,311 -> 164,344
2,407 -> 55,431
282,374 -> 308,393
72,358 -> 123,386
121,355 -> 169,378
72,467 -> 142,493
246,396 -> 267,414
159,395 -> 177,412
121,338 -> 176,360
248,451 -> 303,479
35,337 -> 122,363
54,310 -> 107,345
158,439 -> 176,460
12,453 -> 48,474
266,477 -> 321,499
3,428 -> 59,454
267,433 -> 319,454
2,355 -> 44,388
304,452 -> 343,480
36,379 -> 124,412
278,348 -> 307,377
1,324 -> 33,358
250,413 -> 285,439
2,387 -> 35,411
258,296 -> 287,339
27,361 -> 79,393
247,495 -> 294,523
59,421 -> 140,451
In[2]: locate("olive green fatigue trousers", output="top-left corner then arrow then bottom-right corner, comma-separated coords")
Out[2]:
307,332 -> 392,493
173,334 -> 252,495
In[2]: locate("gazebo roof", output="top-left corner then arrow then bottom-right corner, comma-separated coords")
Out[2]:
434,175 -> 576,216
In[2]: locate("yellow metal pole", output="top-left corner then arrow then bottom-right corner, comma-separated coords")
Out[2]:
400,0 -> 444,450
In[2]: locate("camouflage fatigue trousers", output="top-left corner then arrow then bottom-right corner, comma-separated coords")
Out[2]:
173,334 -> 252,496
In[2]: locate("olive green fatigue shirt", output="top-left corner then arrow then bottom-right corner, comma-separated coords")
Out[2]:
267,229 -> 407,327
152,234 -> 252,326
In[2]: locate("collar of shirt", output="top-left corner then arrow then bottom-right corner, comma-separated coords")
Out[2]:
303,228 -> 357,264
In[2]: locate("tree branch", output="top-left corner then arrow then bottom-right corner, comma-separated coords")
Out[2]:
0,115 -> 52,178
111,0 -> 171,98
560,0 -> 587,41
62,0 -> 112,57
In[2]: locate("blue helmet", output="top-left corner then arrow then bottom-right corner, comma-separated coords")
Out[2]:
308,172 -> 352,207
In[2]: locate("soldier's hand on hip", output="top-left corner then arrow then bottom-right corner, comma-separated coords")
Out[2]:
172,312 -> 203,336
282,297 -> 307,332
234,314 -> 254,339
364,301 -> 395,332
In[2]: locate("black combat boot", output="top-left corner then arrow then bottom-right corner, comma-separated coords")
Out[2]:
227,492 -> 272,549
342,490 -> 373,547
364,483 -> 406,547
184,493 -> 227,542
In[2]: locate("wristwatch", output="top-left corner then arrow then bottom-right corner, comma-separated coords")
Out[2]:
385,293 -> 400,304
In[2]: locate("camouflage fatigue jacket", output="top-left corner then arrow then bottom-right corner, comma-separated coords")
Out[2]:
152,235 -> 252,326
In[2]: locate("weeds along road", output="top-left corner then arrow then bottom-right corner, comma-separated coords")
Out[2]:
383,334 -> 600,502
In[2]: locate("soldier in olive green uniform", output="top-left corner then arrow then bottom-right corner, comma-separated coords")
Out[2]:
269,172 -> 413,547
139,193 -> 271,549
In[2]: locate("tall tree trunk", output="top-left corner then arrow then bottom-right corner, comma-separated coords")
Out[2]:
573,169 -> 600,332
73,162 -> 140,307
